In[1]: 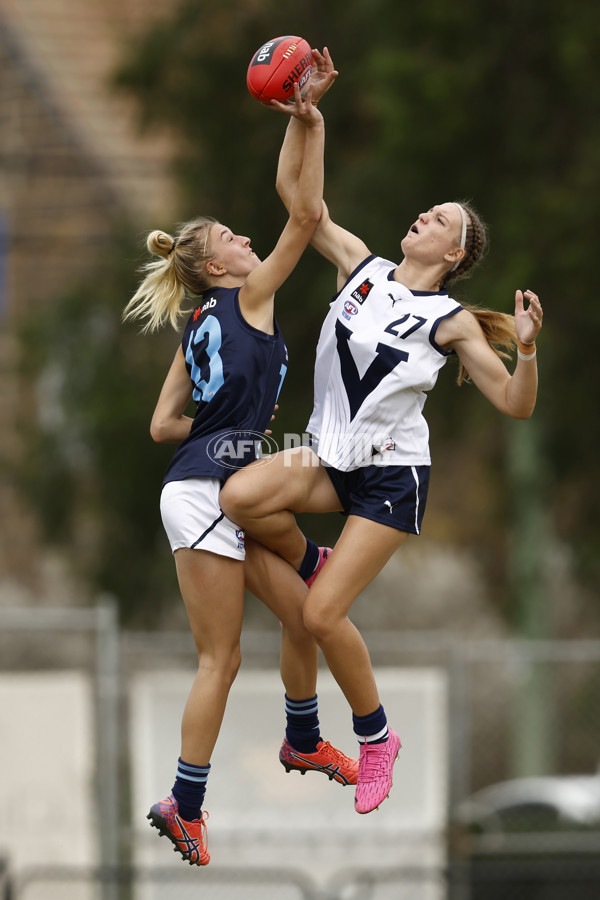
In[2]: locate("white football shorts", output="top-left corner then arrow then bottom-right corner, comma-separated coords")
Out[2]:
160,477 -> 245,560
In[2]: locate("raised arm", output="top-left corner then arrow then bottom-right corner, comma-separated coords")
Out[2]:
275,48 -> 370,289
274,47 -> 337,211
238,84 -> 324,326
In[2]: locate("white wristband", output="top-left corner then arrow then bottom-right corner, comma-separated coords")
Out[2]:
517,347 -> 537,361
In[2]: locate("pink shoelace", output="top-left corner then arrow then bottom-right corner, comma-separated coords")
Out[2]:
358,741 -> 391,780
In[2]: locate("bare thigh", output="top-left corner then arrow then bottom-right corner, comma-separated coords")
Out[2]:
175,548 -> 245,661
220,446 -> 343,520
302,516 -> 410,715
304,515 -> 409,631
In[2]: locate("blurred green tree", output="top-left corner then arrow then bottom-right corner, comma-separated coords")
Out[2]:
17,227 -> 177,623
115,0 -> 600,608
16,0 -> 600,624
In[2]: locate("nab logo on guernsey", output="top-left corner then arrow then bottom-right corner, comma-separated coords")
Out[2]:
351,279 -> 374,305
342,300 -> 359,320
206,431 -> 280,470
193,296 -> 217,321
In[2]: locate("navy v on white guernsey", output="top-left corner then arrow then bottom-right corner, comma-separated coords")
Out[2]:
163,286 -> 288,486
307,255 -> 463,471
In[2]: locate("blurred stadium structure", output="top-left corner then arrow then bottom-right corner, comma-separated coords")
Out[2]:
1,601 -> 600,899
0,0 -> 176,593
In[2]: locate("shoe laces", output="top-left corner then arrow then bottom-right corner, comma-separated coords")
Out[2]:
319,741 -> 354,765
359,741 -> 390,780
194,810 -> 209,849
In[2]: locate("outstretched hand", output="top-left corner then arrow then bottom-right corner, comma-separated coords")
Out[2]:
268,46 -> 337,116
515,289 -> 543,345
270,83 -> 323,125
309,47 -> 339,103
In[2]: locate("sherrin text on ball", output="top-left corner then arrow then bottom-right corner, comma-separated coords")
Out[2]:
247,36 -> 313,104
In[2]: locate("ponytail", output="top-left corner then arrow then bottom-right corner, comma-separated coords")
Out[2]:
123,217 -> 218,333
457,304 -> 517,385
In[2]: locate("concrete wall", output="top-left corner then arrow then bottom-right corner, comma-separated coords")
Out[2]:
0,672 -> 97,873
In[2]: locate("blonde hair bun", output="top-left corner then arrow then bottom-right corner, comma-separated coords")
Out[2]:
123,217 -> 217,333
147,230 -> 174,259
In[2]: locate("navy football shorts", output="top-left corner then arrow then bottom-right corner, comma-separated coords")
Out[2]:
323,463 -> 430,535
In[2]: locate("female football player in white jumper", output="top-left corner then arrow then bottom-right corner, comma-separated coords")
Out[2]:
122,81 -> 358,867
220,49 -> 543,816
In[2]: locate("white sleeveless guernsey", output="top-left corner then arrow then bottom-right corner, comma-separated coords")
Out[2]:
307,255 -> 463,471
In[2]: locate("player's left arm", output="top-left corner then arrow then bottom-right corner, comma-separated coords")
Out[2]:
239,86 -> 324,327
440,290 -> 542,419
275,47 -> 337,213
150,347 -> 194,443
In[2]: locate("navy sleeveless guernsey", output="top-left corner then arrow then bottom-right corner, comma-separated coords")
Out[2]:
163,286 -> 288,486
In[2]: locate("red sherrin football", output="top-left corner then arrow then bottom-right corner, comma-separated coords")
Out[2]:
247,36 -> 313,104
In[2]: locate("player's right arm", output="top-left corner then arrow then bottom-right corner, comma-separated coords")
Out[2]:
275,48 -> 370,289
277,119 -> 370,289
150,347 -> 194,444
312,202 -> 371,290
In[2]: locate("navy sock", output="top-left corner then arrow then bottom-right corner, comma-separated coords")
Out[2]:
285,694 -> 322,753
172,758 -> 210,821
298,539 -> 320,581
352,704 -> 389,745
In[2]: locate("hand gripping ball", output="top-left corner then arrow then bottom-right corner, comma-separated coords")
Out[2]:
247,36 -> 313,104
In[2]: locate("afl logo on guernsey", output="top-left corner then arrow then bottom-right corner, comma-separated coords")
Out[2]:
342,300 -> 358,320
351,279 -> 374,305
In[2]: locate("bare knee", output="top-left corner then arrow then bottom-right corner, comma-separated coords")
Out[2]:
221,446 -> 321,522
198,646 -> 242,690
303,602 -> 337,645
220,473 -> 255,522
224,646 -> 242,686
219,475 -> 248,521
228,647 -> 242,685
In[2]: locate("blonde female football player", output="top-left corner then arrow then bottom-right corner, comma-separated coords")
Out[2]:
123,81 -> 357,868
220,48 -> 543,816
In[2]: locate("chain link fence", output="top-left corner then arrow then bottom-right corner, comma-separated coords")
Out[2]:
1,604 -> 599,899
